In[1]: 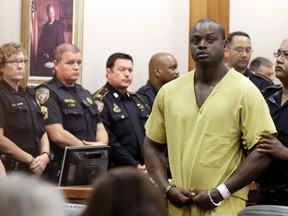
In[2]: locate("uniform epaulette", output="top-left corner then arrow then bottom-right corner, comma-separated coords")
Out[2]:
129,92 -> 136,96
130,92 -> 151,111
44,79 -> 54,85
251,71 -> 273,84
130,92 -> 143,100
261,84 -> 282,96
93,87 -> 109,101
139,85 -> 150,91
25,85 -> 36,96
74,82 -> 82,88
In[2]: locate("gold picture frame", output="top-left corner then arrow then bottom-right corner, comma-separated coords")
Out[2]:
21,0 -> 83,87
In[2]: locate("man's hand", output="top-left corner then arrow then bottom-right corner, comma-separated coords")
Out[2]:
257,133 -> 288,160
82,140 -> 105,146
166,186 -> 194,208
190,188 -> 222,210
29,154 -> 49,175
137,164 -> 148,174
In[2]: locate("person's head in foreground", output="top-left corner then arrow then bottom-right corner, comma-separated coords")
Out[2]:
0,173 -> 65,216
82,167 -> 168,216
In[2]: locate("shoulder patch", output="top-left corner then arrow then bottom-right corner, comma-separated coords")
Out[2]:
95,100 -> 104,113
36,88 -> 50,104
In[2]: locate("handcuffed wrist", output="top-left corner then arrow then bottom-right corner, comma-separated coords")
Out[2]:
216,183 -> 231,200
164,184 -> 176,197
207,189 -> 222,206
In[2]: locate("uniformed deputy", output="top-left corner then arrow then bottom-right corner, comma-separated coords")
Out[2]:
249,56 -> 276,82
136,81 -> 157,110
225,31 -> 273,91
255,38 -> 288,206
35,43 -> 108,182
0,42 -> 50,175
93,53 -> 150,173
137,52 -> 179,178
137,52 -> 179,109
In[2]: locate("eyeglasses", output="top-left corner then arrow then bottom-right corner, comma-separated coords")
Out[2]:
229,47 -> 253,54
273,50 -> 288,60
4,59 -> 28,67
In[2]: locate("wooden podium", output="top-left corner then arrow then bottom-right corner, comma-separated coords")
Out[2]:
58,186 -> 92,204
58,182 -> 258,205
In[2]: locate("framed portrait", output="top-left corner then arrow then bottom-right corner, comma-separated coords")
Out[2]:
21,0 -> 83,86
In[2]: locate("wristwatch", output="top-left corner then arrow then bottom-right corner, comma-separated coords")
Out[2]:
41,152 -> 52,161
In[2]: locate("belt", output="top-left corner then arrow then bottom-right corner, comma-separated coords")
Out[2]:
0,154 -> 30,173
257,183 -> 288,197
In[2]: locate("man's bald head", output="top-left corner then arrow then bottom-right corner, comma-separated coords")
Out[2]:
148,52 -> 179,90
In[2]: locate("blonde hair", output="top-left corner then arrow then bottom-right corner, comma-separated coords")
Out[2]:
0,42 -> 27,69
54,43 -> 80,62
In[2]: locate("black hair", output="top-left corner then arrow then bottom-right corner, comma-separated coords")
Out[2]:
226,31 -> 250,46
192,18 -> 226,40
106,53 -> 133,69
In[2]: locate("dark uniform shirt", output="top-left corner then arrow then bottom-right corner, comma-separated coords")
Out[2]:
0,80 -> 45,172
137,81 -> 172,178
93,82 -> 150,167
36,76 -> 102,163
257,85 -> 288,188
244,68 -> 273,91
136,80 -> 157,110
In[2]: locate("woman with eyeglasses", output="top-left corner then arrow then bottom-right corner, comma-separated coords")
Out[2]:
0,42 -> 50,175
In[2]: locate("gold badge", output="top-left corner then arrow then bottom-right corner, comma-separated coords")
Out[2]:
64,99 -> 76,103
113,103 -> 121,113
95,100 -> 104,113
36,88 -> 50,104
86,97 -> 93,105
41,106 -> 48,120
137,103 -> 145,111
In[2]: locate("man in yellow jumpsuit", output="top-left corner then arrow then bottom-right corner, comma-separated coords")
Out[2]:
144,18 -> 277,216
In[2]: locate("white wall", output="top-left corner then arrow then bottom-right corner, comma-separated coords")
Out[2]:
82,0 -> 190,93
0,0 -> 189,93
0,0 -> 22,43
1,0 -> 288,92
230,0 -> 288,66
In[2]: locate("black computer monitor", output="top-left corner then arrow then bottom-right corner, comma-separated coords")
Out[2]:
58,145 -> 110,186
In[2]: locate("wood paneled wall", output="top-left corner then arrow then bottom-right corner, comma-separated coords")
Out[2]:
189,0 -> 229,70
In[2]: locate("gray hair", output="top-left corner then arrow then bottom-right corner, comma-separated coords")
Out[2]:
0,173 -> 65,216
249,57 -> 273,73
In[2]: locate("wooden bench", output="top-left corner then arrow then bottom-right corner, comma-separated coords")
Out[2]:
247,182 -> 257,206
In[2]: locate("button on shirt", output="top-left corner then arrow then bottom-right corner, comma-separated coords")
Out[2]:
93,83 -> 150,167
36,76 -> 102,163
0,80 -> 46,171
257,85 -> 288,187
